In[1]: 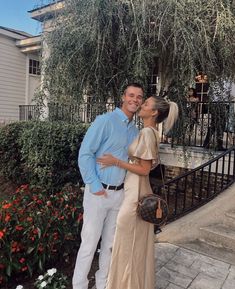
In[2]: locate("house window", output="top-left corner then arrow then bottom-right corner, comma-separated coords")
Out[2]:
147,57 -> 159,95
29,59 -> 40,75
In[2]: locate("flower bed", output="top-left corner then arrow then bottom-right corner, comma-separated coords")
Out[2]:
0,184 -> 83,286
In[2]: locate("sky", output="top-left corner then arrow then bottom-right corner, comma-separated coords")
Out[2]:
0,0 -> 50,36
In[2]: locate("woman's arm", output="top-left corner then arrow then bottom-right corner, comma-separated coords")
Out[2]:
97,154 -> 152,176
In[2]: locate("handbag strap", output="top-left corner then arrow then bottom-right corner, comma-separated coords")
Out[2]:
148,127 -> 168,202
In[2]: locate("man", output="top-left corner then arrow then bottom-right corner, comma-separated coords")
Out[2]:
72,83 -> 144,289
202,102 -> 227,150
203,81 -> 228,151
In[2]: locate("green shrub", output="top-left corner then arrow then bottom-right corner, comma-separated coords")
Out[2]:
20,120 -> 87,192
0,121 -> 87,193
0,122 -> 33,185
0,184 -> 83,285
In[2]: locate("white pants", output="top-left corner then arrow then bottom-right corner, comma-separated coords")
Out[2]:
72,185 -> 124,289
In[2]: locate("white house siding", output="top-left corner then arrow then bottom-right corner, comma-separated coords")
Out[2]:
231,83 -> 235,99
0,34 -> 26,122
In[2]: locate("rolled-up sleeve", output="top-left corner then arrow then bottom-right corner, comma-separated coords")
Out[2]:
78,116 -> 107,193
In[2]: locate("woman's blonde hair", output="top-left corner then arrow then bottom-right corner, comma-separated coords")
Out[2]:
152,97 -> 179,134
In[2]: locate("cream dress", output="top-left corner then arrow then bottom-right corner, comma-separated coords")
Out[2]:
105,127 -> 159,289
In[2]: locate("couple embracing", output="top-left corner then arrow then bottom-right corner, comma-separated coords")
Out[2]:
73,83 -> 178,289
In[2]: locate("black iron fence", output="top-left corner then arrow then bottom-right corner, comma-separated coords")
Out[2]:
19,105 -> 41,121
19,101 -> 235,149
154,147 -> 235,222
47,102 -> 143,128
172,101 -> 235,150
47,102 -> 117,123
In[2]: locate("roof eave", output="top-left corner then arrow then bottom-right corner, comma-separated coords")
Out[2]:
29,1 -> 65,22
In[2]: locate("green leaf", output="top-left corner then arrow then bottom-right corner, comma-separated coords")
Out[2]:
27,246 -> 35,254
37,227 -> 41,238
38,258 -> 43,271
27,263 -> 33,277
6,264 -> 12,277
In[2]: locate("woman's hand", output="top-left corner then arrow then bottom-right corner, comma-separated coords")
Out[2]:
97,154 -> 119,168
98,154 -> 151,176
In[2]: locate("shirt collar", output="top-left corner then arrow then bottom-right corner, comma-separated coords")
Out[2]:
114,108 -> 136,127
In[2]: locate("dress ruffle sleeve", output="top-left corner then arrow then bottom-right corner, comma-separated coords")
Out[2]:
132,128 -> 159,164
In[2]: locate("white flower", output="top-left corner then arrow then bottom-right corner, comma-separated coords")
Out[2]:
16,286 -> 23,289
38,275 -> 44,280
40,281 -> 47,288
47,268 -> 57,276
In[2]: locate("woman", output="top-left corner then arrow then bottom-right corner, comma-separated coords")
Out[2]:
186,87 -> 199,129
97,96 -> 178,289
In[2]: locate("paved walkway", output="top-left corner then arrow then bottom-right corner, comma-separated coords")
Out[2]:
156,243 -> 235,289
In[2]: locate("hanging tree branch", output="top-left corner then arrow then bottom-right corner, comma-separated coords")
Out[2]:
39,0 -> 235,105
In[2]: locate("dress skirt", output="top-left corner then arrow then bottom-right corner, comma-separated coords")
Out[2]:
105,171 -> 155,289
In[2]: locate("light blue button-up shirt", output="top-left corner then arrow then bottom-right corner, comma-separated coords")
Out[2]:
78,108 -> 139,193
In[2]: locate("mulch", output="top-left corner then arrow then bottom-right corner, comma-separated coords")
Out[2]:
0,176 -> 18,200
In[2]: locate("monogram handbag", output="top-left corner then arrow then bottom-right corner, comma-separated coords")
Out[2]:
137,191 -> 168,226
137,128 -> 169,226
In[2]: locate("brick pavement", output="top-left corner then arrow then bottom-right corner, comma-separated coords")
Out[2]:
156,243 -> 235,289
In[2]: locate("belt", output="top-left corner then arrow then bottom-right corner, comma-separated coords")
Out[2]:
102,183 -> 124,191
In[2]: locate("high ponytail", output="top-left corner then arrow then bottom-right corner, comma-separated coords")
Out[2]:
152,97 -> 179,133
163,101 -> 179,134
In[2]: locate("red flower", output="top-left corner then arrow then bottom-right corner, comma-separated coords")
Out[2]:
11,241 -> 22,253
13,199 -> 21,205
4,214 -> 11,222
38,245 -> 44,252
33,228 -> 38,235
26,217 -> 33,222
77,213 -> 83,222
2,203 -> 12,209
18,209 -> 24,215
21,266 -> 28,272
15,225 -> 23,231
15,184 -> 29,193
0,231 -> 4,239
19,258 -> 25,264
21,184 -> 29,190
53,232 -> 59,240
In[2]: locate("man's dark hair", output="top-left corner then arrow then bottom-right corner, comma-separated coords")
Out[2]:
123,82 -> 144,95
